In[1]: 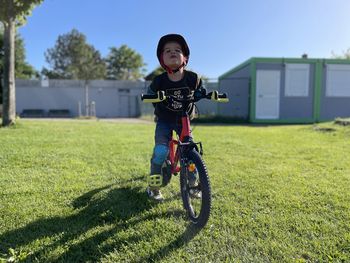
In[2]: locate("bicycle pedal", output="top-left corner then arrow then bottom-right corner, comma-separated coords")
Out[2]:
148,174 -> 162,187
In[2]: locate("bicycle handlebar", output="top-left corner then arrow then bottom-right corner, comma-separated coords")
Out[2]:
141,91 -> 166,103
208,90 -> 229,102
141,90 -> 229,103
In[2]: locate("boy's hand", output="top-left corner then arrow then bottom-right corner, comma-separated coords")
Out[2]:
194,88 -> 207,102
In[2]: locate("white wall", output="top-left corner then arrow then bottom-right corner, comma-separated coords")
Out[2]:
16,79 -> 146,117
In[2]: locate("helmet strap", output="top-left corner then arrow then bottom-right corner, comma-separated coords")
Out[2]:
160,57 -> 187,75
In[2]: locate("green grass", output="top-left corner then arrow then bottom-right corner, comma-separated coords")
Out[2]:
0,119 -> 350,262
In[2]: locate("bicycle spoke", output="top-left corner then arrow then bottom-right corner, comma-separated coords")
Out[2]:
180,149 -> 211,228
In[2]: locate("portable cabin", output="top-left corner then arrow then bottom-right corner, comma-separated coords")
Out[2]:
218,57 -> 350,123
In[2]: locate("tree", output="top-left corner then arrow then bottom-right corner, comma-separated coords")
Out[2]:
144,66 -> 165,81
43,29 -> 106,80
0,29 -> 37,107
44,29 -> 106,116
0,0 -> 44,126
332,48 -> 350,59
1,31 -> 37,77
13,34 -> 37,79
105,44 -> 146,80
0,24 -> 4,106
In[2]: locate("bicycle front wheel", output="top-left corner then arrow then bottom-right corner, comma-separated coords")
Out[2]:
180,149 -> 211,228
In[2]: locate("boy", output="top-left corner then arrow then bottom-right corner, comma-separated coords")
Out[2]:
146,34 -> 206,201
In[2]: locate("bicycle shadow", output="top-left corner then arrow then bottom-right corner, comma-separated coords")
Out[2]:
0,184 -> 201,262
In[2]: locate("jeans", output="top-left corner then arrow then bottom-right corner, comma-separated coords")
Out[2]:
150,120 -> 191,175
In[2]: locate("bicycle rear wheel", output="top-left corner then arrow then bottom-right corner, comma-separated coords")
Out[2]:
180,149 -> 211,228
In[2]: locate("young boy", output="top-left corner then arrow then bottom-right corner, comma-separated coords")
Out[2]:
146,34 -> 206,201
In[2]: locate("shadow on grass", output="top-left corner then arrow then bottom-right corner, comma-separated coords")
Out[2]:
0,184 -> 201,262
136,224 -> 201,263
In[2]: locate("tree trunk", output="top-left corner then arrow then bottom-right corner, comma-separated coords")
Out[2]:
2,7 -> 16,126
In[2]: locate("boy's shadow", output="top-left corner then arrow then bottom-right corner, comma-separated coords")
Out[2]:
0,184 -> 201,262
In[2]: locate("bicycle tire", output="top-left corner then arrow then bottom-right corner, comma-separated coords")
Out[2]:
180,149 -> 211,228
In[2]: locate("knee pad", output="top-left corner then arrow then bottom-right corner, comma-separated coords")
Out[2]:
152,144 -> 169,165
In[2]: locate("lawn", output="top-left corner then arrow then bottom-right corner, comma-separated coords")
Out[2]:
0,119 -> 349,262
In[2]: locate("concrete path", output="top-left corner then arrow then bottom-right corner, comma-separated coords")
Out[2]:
20,118 -> 154,124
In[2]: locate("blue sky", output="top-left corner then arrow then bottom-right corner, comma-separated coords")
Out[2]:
18,0 -> 350,79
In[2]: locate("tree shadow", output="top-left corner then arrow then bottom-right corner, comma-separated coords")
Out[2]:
0,184 -> 202,262
0,185 -> 151,262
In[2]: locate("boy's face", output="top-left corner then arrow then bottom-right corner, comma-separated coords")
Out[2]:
162,42 -> 187,69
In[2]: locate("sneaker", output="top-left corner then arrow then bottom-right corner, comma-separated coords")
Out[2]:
146,187 -> 164,202
188,181 -> 202,199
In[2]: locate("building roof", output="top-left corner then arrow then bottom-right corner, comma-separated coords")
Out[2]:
219,57 -> 350,80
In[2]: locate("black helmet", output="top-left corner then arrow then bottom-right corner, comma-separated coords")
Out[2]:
156,34 -> 190,66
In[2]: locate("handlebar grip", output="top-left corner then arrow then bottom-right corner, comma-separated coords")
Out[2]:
209,91 -> 229,102
141,94 -> 158,100
218,93 -> 228,99
217,93 -> 229,102
141,91 -> 166,103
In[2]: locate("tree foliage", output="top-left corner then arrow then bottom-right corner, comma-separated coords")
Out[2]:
331,48 -> 350,59
43,29 -> 106,80
14,38 -> 37,79
0,0 -> 44,26
1,33 -> 36,78
144,66 -> 165,81
0,28 -> 37,104
105,45 -> 146,80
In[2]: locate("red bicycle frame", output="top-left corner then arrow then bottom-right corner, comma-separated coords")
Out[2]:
168,115 -> 191,174
141,90 -> 227,176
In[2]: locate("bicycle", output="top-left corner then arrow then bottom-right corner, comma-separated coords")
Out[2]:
141,90 -> 229,228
